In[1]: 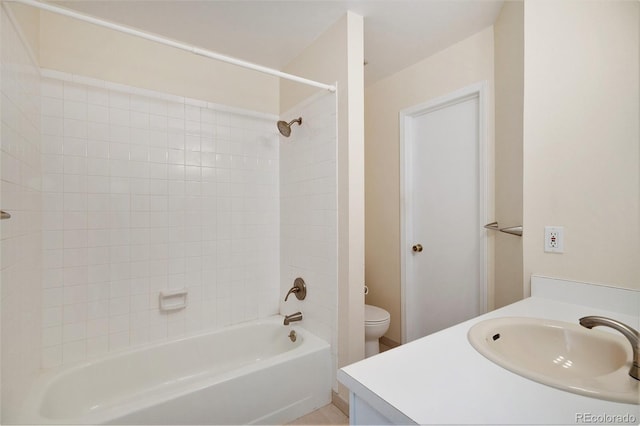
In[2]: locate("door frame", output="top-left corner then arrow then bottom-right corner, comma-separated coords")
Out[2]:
399,81 -> 489,344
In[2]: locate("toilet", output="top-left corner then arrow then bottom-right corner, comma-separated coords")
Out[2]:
364,304 -> 391,357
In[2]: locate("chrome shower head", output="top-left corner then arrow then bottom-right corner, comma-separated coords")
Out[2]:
277,117 -> 302,137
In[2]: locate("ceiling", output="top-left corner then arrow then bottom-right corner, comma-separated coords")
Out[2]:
53,0 -> 504,86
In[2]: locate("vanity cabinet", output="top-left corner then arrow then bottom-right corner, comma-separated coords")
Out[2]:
339,276 -> 640,425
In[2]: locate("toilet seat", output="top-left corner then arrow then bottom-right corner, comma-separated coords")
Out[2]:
365,304 -> 390,324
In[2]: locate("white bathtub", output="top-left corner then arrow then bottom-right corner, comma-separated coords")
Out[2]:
20,316 -> 331,425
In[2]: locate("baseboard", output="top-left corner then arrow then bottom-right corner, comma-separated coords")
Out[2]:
332,390 -> 349,417
380,336 -> 401,349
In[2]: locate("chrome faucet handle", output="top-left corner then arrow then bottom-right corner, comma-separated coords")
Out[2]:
579,315 -> 640,381
284,278 -> 307,301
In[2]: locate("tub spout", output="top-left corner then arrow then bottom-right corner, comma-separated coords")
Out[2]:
284,312 -> 303,325
579,315 -> 640,381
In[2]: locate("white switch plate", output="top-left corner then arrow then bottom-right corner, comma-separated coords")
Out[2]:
544,226 -> 564,253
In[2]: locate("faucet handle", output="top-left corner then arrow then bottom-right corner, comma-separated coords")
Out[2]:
284,286 -> 299,301
284,277 -> 307,301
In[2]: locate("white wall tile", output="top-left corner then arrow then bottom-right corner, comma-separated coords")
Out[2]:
87,87 -> 108,106
87,122 -> 109,142
109,91 -> 130,109
41,346 -> 62,369
64,100 -> 87,121
42,326 -> 62,348
42,79 -> 63,98
88,104 -> 109,124
62,340 -> 87,365
63,83 -> 87,102
279,92 -> 338,388
33,70 -> 282,373
42,96 -> 63,117
86,336 -> 108,357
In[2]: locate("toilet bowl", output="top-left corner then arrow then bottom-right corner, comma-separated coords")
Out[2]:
364,304 -> 391,357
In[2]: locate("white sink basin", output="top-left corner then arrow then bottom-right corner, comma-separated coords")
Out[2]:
468,317 -> 639,404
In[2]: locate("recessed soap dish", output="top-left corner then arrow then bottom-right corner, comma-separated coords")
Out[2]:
159,289 -> 188,311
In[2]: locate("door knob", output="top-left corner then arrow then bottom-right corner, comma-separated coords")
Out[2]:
412,244 -> 423,253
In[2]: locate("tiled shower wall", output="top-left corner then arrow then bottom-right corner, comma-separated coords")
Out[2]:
1,6 -> 339,418
280,91 -> 338,388
1,6 -> 42,417
39,70 -> 280,368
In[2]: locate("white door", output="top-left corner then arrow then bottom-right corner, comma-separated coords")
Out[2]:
401,84 -> 488,343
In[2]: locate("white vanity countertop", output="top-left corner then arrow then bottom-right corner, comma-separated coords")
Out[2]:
338,277 -> 640,425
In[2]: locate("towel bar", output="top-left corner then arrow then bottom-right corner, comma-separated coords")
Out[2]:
484,221 -> 523,237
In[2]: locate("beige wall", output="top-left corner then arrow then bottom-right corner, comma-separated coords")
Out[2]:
364,27 -> 495,344
38,11 -> 279,114
522,0 -> 640,291
493,1 -> 524,308
281,12 -> 365,403
5,3 -> 40,58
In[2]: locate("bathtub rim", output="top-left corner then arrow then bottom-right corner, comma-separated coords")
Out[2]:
18,315 -> 330,425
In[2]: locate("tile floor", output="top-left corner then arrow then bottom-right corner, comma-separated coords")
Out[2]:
287,404 -> 349,425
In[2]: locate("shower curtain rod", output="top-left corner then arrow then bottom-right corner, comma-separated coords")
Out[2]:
6,0 -> 337,93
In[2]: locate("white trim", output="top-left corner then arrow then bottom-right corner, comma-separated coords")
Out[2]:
41,68 -> 280,122
398,104 -> 410,344
7,0 -> 336,93
399,81 -> 489,344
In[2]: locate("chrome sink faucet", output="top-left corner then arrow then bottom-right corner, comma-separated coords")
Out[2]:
579,316 -> 640,380
284,312 -> 303,325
